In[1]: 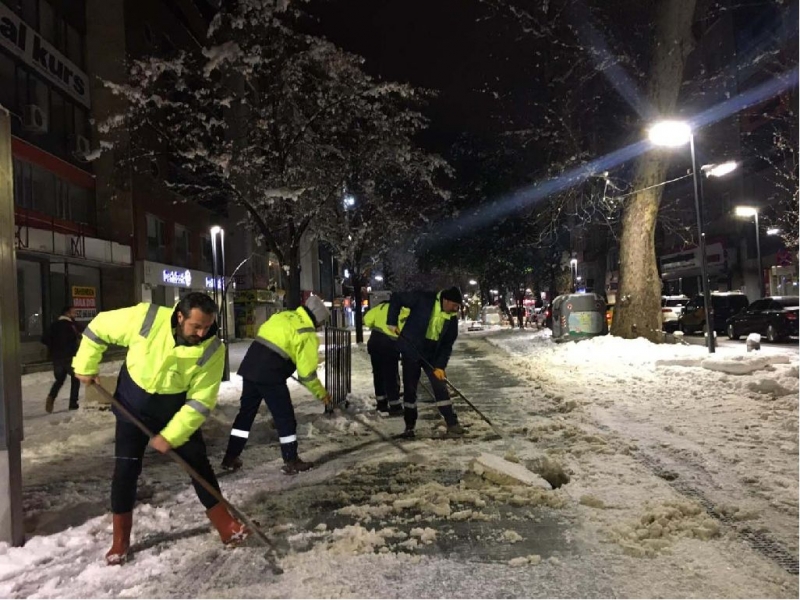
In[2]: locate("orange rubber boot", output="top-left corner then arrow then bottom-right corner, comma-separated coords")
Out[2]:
105,512 -> 133,565
206,502 -> 250,545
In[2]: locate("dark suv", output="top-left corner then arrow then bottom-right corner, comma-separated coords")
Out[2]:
678,292 -> 750,335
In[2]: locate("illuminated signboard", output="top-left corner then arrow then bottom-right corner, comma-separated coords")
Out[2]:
163,269 -> 192,287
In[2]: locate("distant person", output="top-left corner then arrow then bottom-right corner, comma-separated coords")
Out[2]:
364,301 -> 409,415
387,287 -> 465,439
72,292 -> 248,565
221,295 -> 331,475
42,306 -> 82,413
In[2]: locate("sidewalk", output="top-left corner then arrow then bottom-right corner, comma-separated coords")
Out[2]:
4,328 -> 797,598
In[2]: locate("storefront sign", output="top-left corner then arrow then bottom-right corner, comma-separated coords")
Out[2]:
71,285 -> 96,321
0,3 -> 91,108
205,276 -> 225,290
162,269 -> 192,287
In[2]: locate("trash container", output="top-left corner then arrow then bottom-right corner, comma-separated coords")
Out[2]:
550,293 -> 608,342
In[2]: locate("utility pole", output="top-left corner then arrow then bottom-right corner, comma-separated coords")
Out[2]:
0,107 -> 25,546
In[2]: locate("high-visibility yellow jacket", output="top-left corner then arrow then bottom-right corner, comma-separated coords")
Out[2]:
364,302 -> 410,339
72,303 -> 224,447
237,307 -> 327,400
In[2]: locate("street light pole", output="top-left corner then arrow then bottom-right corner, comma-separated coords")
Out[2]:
210,226 -> 229,382
735,206 -> 764,299
754,210 -> 764,298
689,134 -> 715,353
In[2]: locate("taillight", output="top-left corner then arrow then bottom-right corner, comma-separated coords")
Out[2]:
786,312 -> 797,321
661,308 -> 671,313
545,310 -> 551,318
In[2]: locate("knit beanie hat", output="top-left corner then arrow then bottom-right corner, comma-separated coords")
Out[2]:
441,286 -> 464,305
305,295 -> 330,325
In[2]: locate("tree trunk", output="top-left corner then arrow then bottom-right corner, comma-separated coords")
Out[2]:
612,0 -> 697,341
353,276 -> 364,344
286,244 -> 302,309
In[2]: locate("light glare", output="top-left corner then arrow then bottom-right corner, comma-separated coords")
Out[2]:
648,120 -> 692,147
735,206 -> 758,217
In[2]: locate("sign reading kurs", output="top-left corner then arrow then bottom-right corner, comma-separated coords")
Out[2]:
0,3 -> 90,108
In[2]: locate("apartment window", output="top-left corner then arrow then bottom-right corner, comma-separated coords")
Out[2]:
49,89 -> 66,153
146,214 -> 166,262
38,0 -> 56,45
0,54 -> 15,111
65,23 -> 84,69
31,163 -> 55,215
174,225 -> 190,266
201,235 -> 213,271
19,0 -> 37,25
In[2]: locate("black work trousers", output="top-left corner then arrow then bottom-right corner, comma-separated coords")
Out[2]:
367,331 -> 401,409
49,359 -> 80,406
401,355 -> 458,431
111,416 -> 220,514
224,379 -> 298,463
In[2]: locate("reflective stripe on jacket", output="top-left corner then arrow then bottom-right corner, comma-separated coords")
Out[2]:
72,303 -> 224,447
364,302 -> 410,338
248,307 -> 326,399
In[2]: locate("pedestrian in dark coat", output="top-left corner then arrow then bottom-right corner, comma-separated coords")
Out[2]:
43,306 -> 82,413
386,287 -> 465,439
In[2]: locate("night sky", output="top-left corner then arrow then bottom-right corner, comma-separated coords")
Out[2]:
305,0 -> 540,148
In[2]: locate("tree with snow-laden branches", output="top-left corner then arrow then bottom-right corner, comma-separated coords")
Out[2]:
99,0 -> 448,308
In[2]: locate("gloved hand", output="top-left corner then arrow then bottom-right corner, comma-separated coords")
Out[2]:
322,393 -> 332,406
388,325 -> 400,336
432,368 -> 446,381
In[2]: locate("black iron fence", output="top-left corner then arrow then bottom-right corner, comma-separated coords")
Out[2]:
324,326 -> 351,411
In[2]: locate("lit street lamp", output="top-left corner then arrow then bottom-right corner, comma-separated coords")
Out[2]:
469,279 -> 477,285
648,120 -> 724,353
766,228 -> 781,236
210,225 -> 230,381
735,206 -> 764,298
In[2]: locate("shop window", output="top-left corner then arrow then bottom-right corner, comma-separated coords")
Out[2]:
13,159 -> 32,209
175,224 -> 190,267
69,184 -> 94,226
146,213 -> 166,262
17,259 -> 43,338
31,163 -> 55,216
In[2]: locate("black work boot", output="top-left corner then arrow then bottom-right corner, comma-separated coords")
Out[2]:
446,423 -> 465,437
399,429 -> 415,439
281,457 -> 314,475
376,399 -> 389,413
221,456 -> 243,472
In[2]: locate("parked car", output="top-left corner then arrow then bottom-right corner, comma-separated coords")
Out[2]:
677,292 -> 750,334
481,305 -> 502,326
661,295 -> 689,331
726,296 -> 799,342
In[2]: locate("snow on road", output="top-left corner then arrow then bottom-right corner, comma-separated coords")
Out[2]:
0,328 -> 797,598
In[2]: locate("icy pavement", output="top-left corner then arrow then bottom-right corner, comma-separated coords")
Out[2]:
1,328 -> 798,598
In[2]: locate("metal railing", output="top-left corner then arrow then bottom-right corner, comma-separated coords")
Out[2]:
324,326 -> 351,411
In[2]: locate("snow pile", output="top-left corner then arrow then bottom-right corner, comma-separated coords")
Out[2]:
609,499 -> 721,558
471,453 -> 551,489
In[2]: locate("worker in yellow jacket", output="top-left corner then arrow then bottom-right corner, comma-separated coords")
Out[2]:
221,295 -> 331,475
363,301 -> 409,415
72,292 -> 247,566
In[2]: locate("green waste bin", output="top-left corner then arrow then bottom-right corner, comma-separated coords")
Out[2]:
551,293 -> 608,342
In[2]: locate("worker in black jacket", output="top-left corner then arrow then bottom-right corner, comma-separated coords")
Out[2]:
387,287 -> 465,438
42,306 -> 82,413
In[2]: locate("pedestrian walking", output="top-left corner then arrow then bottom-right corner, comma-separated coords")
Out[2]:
43,306 -> 82,413
387,286 -> 465,439
364,301 -> 409,415
221,295 -> 331,475
72,292 -> 248,565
